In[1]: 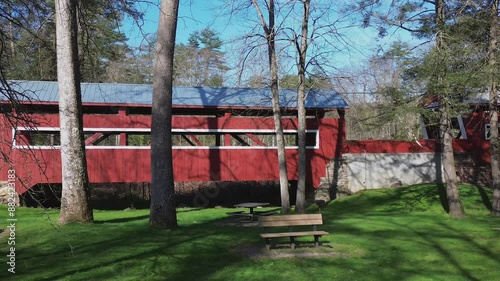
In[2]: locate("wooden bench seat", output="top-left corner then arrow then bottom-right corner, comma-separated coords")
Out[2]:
258,214 -> 329,250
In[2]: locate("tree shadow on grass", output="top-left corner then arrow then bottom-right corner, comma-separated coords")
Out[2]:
326,184 -> 494,220
411,220 -> 500,281
10,186 -> 499,281
329,217 -> 499,281
475,186 -> 492,211
436,183 -> 449,212
177,207 -> 204,213
324,184 -> 441,219
93,208 -> 206,224
433,184 -> 493,213
95,214 -> 150,224
266,240 -> 333,250
432,184 -> 491,215
12,213 -> 255,281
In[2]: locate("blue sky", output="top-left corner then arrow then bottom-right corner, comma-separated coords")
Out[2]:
120,1 -> 424,85
122,1 -> 419,50
121,1 -> 236,47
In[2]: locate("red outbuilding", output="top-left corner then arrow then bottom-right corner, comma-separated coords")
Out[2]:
419,92 -> 499,164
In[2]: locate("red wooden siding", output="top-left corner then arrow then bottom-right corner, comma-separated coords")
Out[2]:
343,139 -> 491,165
0,115 -> 13,187
462,112 -> 490,142
1,111 -> 343,194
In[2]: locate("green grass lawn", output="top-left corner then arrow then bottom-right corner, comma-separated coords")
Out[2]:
1,184 -> 499,281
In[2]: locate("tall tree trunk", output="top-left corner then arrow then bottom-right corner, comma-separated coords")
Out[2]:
55,0 -> 93,224
150,0 -> 179,228
436,0 -> 465,218
489,0 -> 500,216
295,0 -> 310,214
252,0 -> 290,213
8,6 -> 15,57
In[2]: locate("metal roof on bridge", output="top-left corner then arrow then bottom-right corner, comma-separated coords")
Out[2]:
5,80 -> 349,109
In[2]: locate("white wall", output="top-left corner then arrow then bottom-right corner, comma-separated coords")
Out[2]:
342,152 -> 443,193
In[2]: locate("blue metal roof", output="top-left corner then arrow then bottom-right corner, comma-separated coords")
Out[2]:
5,80 -> 349,109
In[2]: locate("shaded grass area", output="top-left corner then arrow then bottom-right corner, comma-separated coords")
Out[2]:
1,184 -> 499,281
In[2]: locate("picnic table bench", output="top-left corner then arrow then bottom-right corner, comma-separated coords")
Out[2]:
258,213 -> 329,250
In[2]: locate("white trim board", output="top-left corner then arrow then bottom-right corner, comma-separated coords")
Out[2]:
13,127 -> 320,150
15,127 -> 319,134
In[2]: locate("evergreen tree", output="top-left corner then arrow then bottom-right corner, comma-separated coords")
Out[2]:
174,27 -> 228,86
362,0 -> 471,217
0,0 -> 133,82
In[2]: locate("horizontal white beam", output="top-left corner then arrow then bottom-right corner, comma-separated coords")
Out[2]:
13,145 -> 319,150
16,127 -> 318,133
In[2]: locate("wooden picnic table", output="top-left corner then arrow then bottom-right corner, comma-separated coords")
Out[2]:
233,202 -> 270,215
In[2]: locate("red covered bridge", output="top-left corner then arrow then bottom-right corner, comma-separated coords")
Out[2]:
0,81 -> 349,195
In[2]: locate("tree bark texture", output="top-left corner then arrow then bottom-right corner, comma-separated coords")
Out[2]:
436,0 -> 465,218
252,0 -> 290,213
295,0 -> 310,214
440,107 -> 465,217
150,0 -> 179,228
488,0 -> 500,216
55,0 -> 93,224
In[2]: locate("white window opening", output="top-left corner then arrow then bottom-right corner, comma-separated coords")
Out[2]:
485,124 -> 500,140
13,127 -> 320,150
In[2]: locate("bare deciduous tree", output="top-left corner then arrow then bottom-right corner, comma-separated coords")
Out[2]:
488,0 -> 500,216
294,0 -> 310,214
251,0 -> 291,213
55,0 -> 93,224
150,0 -> 179,228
